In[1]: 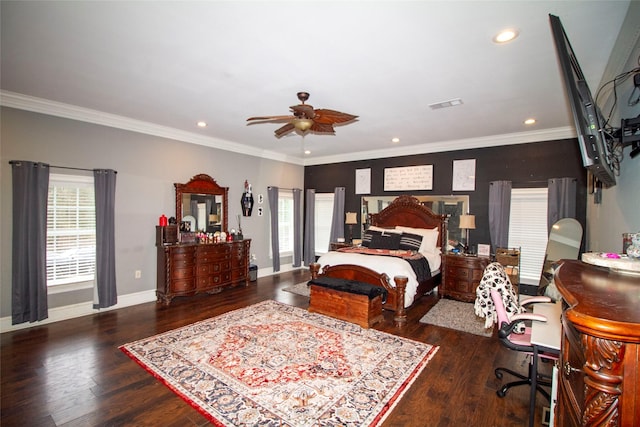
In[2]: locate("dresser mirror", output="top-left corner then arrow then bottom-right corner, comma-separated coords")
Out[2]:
361,195 -> 468,246
175,174 -> 228,233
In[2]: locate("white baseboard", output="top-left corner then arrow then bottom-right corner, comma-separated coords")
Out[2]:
0,289 -> 156,333
1,265 -> 308,334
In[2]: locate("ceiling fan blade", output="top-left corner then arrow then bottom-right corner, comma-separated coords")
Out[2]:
310,122 -> 336,134
274,122 -> 296,137
247,115 -> 295,122
313,109 -> 358,124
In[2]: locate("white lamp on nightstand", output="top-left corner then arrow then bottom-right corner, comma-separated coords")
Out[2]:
459,214 -> 476,253
345,212 -> 358,243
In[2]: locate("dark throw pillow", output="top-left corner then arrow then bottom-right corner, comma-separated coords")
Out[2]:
369,231 -> 401,250
399,232 -> 423,251
361,230 -> 381,247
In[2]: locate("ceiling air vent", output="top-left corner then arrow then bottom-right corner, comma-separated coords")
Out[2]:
429,98 -> 464,110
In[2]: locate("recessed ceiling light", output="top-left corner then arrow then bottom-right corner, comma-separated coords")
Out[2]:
304,150 -> 311,155
391,137 -> 400,143
524,118 -> 536,125
493,28 -> 519,44
197,121 -> 207,128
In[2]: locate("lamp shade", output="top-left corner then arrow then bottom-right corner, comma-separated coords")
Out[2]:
345,212 -> 358,225
459,214 -> 476,230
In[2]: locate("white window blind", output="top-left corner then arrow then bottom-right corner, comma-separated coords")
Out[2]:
46,174 -> 96,286
508,188 -> 548,284
314,193 -> 334,255
278,190 -> 294,255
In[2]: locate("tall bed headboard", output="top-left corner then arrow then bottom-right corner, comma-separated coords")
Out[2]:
369,195 -> 448,249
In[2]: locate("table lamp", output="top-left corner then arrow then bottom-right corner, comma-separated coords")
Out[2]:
459,214 -> 476,253
345,212 -> 358,243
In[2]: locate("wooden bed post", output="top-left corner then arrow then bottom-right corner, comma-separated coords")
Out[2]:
309,263 -> 320,279
393,276 -> 408,326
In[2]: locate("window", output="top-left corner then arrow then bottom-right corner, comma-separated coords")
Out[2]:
277,190 -> 294,255
46,174 -> 96,287
508,188 -> 548,284
314,193 -> 334,255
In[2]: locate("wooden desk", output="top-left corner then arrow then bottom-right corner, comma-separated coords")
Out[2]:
554,260 -> 640,426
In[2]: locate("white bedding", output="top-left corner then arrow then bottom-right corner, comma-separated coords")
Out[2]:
316,251 -> 441,308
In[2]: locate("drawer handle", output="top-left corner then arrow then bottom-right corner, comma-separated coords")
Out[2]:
563,362 -> 582,377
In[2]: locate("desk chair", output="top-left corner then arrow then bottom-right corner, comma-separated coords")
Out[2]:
490,288 -> 558,400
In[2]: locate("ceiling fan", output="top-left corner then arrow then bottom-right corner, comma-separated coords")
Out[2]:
247,92 -> 358,138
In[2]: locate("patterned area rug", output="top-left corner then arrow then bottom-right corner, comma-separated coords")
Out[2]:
120,300 -> 438,426
419,298 -> 493,337
282,281 -> 310,297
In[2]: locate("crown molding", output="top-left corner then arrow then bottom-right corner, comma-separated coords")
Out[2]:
303,126 -> 577,165
0,90 -> 305,165
2,90 -> 576,167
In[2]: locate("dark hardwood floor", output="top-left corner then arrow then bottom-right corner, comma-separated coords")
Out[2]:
1,270 -> 552,426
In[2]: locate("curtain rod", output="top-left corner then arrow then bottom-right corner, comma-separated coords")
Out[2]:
9,161 -> 117,174
267,186 -> 300,191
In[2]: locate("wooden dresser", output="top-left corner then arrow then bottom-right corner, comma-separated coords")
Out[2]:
156,239 -> 251,305
554,260 -> 640,426
442,253 -> 490,302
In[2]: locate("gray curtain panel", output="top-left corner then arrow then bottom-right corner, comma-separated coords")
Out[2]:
267,186 -> 280,271
548,177 -> 577,231
328,187 -> 346,248
292,188 -> 302,267
488,180 -> 512,251
10,160 -> 50,324
93,169 -> 118,309
303,189 -> 316,266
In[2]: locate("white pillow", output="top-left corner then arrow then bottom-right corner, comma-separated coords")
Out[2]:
395,226 -> 439,254
367,225 -> 402,234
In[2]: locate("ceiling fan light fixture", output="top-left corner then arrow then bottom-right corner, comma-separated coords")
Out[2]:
293,118 -> 314,132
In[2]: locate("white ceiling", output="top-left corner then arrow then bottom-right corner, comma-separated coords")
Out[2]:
0,1 -> 633,165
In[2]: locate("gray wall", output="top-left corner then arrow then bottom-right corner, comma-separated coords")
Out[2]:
585,7 -> 640,253
0,107 -> 304,318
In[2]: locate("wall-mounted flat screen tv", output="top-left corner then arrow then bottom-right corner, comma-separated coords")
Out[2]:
549,14 -> 616,187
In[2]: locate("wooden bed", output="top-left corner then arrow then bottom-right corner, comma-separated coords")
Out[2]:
309,195 -> 447,325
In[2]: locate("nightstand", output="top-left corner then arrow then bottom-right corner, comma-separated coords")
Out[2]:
329,241 -> 352,251
442,253 -> 490,302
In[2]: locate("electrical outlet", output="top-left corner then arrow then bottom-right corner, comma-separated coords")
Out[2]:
134,270 -> 141,279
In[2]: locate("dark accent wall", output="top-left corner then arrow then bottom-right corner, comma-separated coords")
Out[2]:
304,138 -> 587,250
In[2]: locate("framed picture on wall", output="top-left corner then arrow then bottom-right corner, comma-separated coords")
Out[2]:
452,159 -> 476,191
355,168 -> 371,194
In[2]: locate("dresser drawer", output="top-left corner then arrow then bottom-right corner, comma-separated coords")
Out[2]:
171,266 -> 194,280
446,266 -> 470,279
170,278 -> 195,293
197,261 -> 231,275
170,251 -> 194,264
197,274 -> 223,288
449,279 -> 472,294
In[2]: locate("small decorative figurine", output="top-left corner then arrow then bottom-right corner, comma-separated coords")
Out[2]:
241,180 -> 254,217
